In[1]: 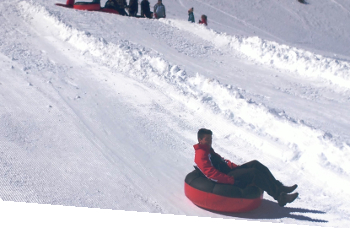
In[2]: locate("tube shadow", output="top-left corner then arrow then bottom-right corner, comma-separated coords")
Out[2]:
201,199 -> 328,223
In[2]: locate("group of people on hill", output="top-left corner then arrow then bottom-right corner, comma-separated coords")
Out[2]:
103,0 -> 208,25
104,0 -> 166,19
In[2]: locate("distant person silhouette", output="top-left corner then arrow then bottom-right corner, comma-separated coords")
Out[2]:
128,0 -> 138,17
199,14 -> 207,26
104,0 -> 128,16
188,7 -> 195,23
115,0 -> 128,15
141,0 -> 152,18
154,0 -> 166,19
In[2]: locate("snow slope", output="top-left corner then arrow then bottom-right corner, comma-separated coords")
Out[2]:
1,0 -> 350,227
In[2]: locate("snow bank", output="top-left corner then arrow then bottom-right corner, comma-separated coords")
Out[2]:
162,19 -> 350,89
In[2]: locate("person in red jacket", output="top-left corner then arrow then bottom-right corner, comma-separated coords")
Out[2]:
194,128 -> 299,207
199,14 -> 207,26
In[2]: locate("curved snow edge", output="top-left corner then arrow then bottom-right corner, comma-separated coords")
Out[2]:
161,19 -> 350,90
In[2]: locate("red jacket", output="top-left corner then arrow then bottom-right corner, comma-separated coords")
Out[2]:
194,143 -> 238,185
199,18 -> 207,26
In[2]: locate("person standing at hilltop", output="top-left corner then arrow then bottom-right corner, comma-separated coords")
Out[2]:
104,0 -> 128,16
115,0 -> 128,16
141,0 -> 152,18
128,0 -> 138,17
154,0 -> 166,19
104,0 -> 118,10
188,7 -> 195,23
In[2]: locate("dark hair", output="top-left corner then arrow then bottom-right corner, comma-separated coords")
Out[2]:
197,128 -> 212,141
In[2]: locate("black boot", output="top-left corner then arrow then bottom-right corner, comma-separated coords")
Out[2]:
274,181 -> 298,199
277,192 -> 299,207
279,184 -> 298,194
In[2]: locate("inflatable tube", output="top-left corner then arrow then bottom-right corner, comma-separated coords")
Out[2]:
184,169 -> 263,213
55,3 -> 73,8
66,0 -> 75,6
56,1 -> 120,15
73,2 -> 101,11
100,8 -> 120,14
55,0 -> 74,8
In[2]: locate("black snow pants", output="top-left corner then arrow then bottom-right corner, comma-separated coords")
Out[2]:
228,160 -> 282,199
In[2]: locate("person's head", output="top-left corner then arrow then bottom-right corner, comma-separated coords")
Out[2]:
201,15 -> 207,21
188,7 -> 193,12
158,0 -> 162,3
197,128 -> 212,146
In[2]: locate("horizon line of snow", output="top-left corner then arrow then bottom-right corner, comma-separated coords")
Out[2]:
18,1 -> 350,192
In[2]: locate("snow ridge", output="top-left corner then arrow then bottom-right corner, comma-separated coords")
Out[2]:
19,0 -> 350,196
162,19 -> 350,89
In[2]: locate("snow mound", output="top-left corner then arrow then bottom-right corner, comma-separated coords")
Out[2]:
162,19 -> 350,89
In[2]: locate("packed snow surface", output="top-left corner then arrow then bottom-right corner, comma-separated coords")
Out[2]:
1,0 -> 350,227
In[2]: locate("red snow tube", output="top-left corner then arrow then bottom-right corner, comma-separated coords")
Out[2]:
184,169 -> 263,213
73,2 -> 101,11
56,1 -> 120,14
100,8 -> 120,14
55,0 -> 74,8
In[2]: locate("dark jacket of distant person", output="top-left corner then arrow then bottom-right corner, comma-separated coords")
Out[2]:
141,0 -> 152,18
128,0 -> 138,16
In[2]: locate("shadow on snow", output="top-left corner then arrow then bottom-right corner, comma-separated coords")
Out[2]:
200,199 -> 328,223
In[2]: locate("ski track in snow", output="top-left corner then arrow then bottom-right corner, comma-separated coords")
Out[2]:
1,0 -> 350,225
330,0 -> 350,14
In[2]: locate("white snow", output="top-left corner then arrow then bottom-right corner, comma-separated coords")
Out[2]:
1,0 -> 350,227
